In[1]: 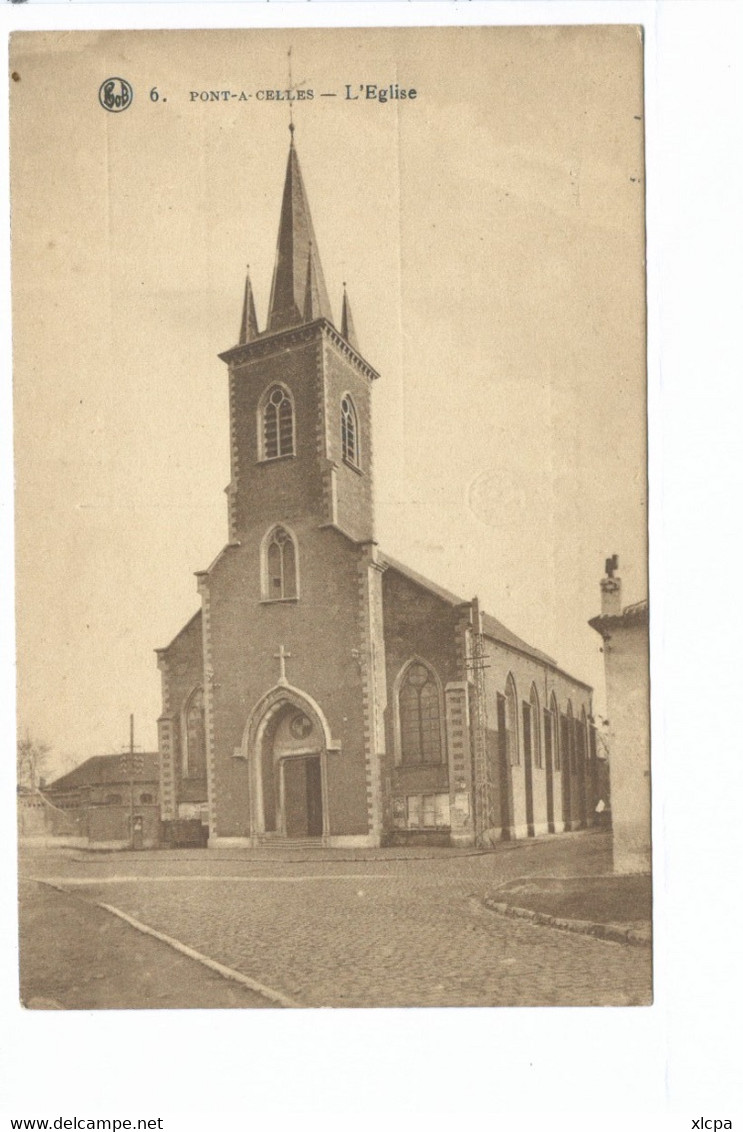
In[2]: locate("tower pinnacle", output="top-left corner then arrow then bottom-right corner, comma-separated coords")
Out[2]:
238,266 -> 259,344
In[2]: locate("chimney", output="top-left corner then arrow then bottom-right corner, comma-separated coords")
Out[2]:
600,554 -> 622,617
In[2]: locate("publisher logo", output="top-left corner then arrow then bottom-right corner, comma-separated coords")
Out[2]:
98,77 -> 133,113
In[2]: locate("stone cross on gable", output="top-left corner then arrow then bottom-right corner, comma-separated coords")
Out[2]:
274,644 -> 292,685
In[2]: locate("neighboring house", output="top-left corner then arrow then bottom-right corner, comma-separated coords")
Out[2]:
156,135 -> 599,849
40,753 -> 161,850
589,560 -> 650,873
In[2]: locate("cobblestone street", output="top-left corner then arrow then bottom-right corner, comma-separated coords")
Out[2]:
19,832 -> 652,1009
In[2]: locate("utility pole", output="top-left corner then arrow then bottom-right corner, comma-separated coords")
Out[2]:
128,713 -> 135,848
467,598 -> 492,846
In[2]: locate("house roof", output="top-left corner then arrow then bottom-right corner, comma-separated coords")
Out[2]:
156,608 -> 202,655
381,554 -> 558,669
589,598 -> 649,636
45,752 -> 160,793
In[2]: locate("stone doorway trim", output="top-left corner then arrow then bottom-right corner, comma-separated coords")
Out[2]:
242,683 -> 338,841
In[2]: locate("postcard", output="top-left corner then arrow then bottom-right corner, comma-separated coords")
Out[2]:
11,25 -> 648,1012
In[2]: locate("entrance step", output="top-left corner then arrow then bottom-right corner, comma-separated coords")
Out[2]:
255,834 -> 325,850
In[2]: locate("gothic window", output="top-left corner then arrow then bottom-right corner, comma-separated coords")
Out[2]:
341,395 -> 359,467
578,708 -> 588,772
260,384 -> 294,460
263,525 -> 298,601
530,685 -> 542,769
567,702 -> 576,773
550,694 -> 560,771
505,675 -> 519,766
184,687 -> 206,778
398,661 -> 443,765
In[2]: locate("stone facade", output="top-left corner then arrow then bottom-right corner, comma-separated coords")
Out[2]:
590,566 -> 650,873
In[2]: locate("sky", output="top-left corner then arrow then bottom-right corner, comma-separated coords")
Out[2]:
10,26 -> 647,777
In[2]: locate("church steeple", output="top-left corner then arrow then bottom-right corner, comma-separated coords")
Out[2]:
267,134 -> 333,333
238,267 -> 259,344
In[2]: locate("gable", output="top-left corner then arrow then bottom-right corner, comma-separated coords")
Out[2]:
381,553 -> 556,668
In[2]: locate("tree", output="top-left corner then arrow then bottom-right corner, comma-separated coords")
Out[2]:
17,735 -> 51,792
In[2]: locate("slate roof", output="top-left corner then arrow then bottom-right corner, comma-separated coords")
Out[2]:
267,137 -> 334,333
46,752 -> 160,792
589,598 -> 649,636
381,554 -> 558,669
156,608 -> 201,655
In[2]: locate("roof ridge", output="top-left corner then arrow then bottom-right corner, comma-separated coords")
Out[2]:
380,551 -> 558,667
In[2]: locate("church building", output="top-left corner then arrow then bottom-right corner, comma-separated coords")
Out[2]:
156,132 -> 598,849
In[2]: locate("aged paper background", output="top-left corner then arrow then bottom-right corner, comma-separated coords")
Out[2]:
11,25 -> 646,771
2,2 -> 742,1125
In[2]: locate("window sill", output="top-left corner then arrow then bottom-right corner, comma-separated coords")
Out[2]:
406,825 -> 451,832
342,457 -> 364,476
257,454 -> 296,466
259,597 -> 300,605
395,761 -> 446,769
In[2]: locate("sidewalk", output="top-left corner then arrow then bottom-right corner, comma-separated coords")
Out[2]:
18,880 -> 275,1009
65,826 -> 607,865
483,873 -> 652,946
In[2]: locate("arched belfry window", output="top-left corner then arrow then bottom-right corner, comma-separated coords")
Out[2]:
398,660 -> 443,765
262,525 -> 298,601
341,395 -> 359,467
184,687 -> 206,779
260,384 -> 294,460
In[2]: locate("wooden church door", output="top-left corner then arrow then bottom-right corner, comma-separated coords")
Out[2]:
283,756 -> 323,838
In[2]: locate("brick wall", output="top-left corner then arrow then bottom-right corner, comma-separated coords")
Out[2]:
381,567 -> 460,838
482,640 -> 593,839
157,611 -> 206,821
203,529 -> 371,840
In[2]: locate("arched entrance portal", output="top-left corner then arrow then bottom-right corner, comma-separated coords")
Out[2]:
246,689 -> 331,841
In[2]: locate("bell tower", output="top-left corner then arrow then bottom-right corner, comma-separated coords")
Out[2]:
195,131 -> 387,849
218,131 -> 379,548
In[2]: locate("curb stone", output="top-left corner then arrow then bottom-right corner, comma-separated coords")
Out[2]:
481,896 -> 651,947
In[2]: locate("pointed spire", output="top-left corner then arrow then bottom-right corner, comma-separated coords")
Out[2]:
267,136 -> 333,333
238,266 -> 259,344
341,283 -> 359,351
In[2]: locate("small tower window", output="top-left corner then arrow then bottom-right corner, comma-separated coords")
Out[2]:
261,385 -> 294,460
341,396 -> 359,467
263,526 -> 298,601
398,661 -> 443,765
